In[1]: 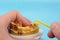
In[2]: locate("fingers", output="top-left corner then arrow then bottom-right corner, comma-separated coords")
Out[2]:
1,10 -> 31,27
50,22 -> 60,39
16,13 -> 31,26
51,22 -> 60,30
0,10 -> 31,39
21,17 -> 31,27
48,30 -> 55,38
48,22 -> 60,39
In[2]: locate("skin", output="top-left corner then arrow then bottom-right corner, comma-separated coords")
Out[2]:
0,10 -> 31,40
0,10 -> 60,40
48,22 -> 60,40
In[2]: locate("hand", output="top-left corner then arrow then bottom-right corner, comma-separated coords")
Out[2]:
48,22 -> 60,40
0,10 -> 31,40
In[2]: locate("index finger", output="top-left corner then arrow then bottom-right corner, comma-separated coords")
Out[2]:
0,10 -> 31,27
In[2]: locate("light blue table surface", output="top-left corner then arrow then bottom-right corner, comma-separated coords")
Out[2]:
0,0 -> 60,40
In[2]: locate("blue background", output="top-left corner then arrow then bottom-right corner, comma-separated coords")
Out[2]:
0,0 -> 60,40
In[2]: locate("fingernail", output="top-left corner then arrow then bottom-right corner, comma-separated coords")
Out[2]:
51,25 -> 58,30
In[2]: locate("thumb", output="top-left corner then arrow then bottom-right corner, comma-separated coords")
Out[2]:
48,30 -> 55,38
